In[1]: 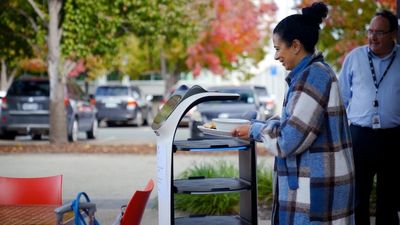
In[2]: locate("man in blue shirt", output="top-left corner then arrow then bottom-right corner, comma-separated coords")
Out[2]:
339,10 -> 400,225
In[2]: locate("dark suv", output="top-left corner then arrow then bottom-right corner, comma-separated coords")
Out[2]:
1,76 -> 98,141
95,85 -> 153,127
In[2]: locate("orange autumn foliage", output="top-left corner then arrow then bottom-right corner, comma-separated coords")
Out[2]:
186,0 -> 277,76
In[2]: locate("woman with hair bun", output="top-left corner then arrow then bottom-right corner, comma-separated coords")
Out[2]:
232,2 -> 355,224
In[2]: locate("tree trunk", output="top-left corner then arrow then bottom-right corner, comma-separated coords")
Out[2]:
0,59 -> 15,92
160,48 -> 174,94
48,0 -> 68,144
1,59 -> 8,91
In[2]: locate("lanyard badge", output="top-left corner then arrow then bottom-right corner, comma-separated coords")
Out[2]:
372,114 -> 381,129
368,49 -> 396,129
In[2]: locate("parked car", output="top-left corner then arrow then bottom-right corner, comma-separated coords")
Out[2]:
0,90 -> 6,100
0,90 -> 6,137
94,85 -> 153,127
0,75 -> 98,141
253,85 -> 276,119
189,85 -> 268,139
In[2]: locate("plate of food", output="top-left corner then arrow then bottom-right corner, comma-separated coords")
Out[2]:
197,125 -> 232,137
198,118 -> 250,137
197,124 -> 233,137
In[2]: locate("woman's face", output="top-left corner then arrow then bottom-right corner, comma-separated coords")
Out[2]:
273,34 -> 298,71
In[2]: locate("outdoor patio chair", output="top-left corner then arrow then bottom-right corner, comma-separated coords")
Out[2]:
55,179 -> 155,225
117,179 -> 155,225
0,174 -> 63,205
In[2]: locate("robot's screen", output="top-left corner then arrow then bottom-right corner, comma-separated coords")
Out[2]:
151,95 -> 182,130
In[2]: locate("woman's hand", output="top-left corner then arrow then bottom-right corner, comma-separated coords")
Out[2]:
232,124 -> 251,140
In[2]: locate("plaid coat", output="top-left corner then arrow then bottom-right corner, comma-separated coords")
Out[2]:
250,54 -> 355,225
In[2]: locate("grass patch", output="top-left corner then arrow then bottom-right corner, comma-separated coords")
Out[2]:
256,160 -> 273,210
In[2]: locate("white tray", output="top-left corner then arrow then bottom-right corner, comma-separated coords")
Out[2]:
197,126 -> 233,137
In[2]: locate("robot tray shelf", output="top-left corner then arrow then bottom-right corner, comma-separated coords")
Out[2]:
173,177 -> 251,194
173,139 -> 250,151
175,215 -> 252,225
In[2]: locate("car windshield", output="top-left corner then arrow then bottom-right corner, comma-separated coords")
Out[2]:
95,86 -> 129,96
7,80 -> 49,96
206,88 -> 255,104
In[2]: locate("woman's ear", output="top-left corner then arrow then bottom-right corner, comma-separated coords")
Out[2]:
291,39 -> 302,55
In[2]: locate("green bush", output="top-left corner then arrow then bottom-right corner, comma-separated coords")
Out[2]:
256,160 -> 274,209
174,160 -> 240,215
174,160 -> 274,215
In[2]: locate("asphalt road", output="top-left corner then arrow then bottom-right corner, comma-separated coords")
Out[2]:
0,125 -> 190,145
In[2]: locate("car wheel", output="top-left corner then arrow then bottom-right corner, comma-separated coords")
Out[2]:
135,110 -> 144,127
31,134 -> 42,140
87,119 -> 98,139
106,121 -> 116,127
144,109 -> 154,126
98,119 -> 107,128
2,132 -> 16,140
68,119 -> 79,142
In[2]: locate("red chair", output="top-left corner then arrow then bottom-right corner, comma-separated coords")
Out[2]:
0,175 -> 63,206
119,179 -> 155,225
55,179 -> 154,225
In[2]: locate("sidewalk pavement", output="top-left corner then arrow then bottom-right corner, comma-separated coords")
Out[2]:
0,152 -> 273,224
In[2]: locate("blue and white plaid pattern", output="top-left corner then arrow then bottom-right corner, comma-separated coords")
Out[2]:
251,54 -> 355,224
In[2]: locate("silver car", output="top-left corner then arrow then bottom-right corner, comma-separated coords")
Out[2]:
95,85 -> 153,127
253,85 -> 276,119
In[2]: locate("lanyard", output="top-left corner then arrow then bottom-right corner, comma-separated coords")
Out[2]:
368,50 -> 396,107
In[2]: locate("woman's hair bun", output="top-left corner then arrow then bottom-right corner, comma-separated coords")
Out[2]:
302,2 -> 328,25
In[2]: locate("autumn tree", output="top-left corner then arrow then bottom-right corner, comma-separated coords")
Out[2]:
0,1 -> 47,91
297,0 -> 396,69
186,0 -> 277,77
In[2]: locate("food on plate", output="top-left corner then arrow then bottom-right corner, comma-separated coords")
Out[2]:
203,121 -> 216,129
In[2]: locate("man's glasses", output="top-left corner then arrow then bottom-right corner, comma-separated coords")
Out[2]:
367,29 -> 392,38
